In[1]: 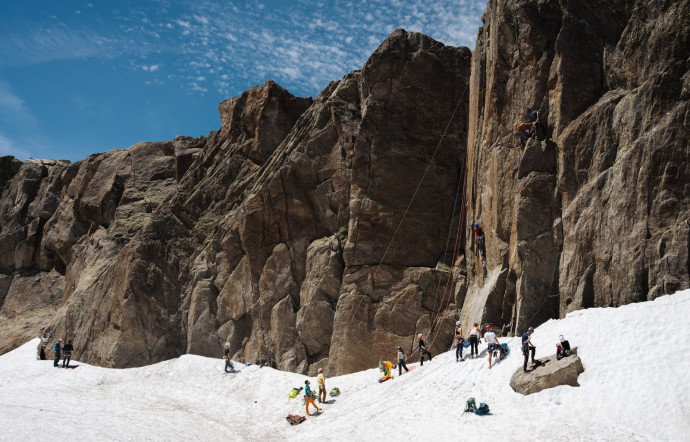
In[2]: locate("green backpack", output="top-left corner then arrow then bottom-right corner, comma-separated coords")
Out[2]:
464,398 -> 477,413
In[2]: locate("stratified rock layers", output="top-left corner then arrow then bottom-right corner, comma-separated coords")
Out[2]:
0,30 -> 471,374
462,0 -> 689,335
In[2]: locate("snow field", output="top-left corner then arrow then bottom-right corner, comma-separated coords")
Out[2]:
1,290 -> 689,441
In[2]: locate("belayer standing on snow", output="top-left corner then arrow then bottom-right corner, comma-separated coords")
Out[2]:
418,334 -> 432,365
468,323 -> 481,359
522,327 -> 537,372
62,339 -> 73,368
304,380 -> 322,415
397,347 -> 409,375
484,325 -> 501,369
223,342 -> 234,373
317,368 -> 327,403
53,339 -> 62,368
473,223 -> 486,262
455,321 -> 465,362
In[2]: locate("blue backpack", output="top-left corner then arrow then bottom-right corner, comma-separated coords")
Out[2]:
476,403 -> 491,415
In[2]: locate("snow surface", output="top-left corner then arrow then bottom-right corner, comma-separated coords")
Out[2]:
2,290 -> 690,441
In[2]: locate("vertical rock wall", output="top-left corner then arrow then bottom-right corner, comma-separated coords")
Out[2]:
463,0 -> 690,335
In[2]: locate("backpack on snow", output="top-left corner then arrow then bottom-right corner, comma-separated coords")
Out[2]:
464,398 -> 477,413
476,403 -> 491,416
287,387 -> 303,399
329,387 -> 340,397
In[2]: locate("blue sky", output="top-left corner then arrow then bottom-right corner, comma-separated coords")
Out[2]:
0,0 -> 485,162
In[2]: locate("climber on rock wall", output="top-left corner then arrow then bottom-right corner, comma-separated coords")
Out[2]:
473,223 -> 486,262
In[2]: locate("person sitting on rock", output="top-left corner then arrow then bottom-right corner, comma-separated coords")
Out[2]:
484,325 -> 501,369
473,223 -> 486,261
223,342 -> 234,373
304,380 -> 321,415
558,335 -> 572,358
417,334 -> 432,365
62,339 -> 73,368
378,361 -> 396,382
455,321 -> 465,362
522,327 -> 537,372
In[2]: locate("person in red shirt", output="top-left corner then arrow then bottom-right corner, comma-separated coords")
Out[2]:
473,223 -> 486,261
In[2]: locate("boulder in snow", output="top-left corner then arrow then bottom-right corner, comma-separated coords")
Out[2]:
510,348 -> 584,395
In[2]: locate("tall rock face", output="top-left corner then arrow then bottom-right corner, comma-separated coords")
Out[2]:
0,30 -> 471,374
463,0 -> 690,334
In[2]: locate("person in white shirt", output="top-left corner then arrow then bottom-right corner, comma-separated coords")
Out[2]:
468,323 -> 481,358
483,324 -> 501,369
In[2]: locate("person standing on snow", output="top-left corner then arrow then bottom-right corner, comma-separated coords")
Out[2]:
484,325 -> 501,369
454,321 -> 465,362
397,347 -> 409,375
223,343 -> 234,373
304,380 -> 322,415
317,368 -> 327,403
417,334 -> 432,365
53,339 -> 62,368
62,339 -> 73,368
522,327 -> 537,372
468,323 -> 481,359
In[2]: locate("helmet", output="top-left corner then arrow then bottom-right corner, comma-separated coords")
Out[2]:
418,333 -> 423,338
456,321 -> 461,325
559,335 -> 565,342
318,368 -> 323,373
379,361 -> 383,365
397,346 -> 402,350
224,342 -> 230,347
528,327 -> 534,332
474,223 -> 479,228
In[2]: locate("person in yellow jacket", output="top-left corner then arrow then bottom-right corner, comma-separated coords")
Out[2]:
378,361 -> 396,382
317,368 -> 327,403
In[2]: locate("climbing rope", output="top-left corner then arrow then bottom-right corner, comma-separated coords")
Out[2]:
333,79 -> 471,361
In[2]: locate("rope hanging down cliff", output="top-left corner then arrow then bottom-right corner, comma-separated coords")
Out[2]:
332,78 -> 470,359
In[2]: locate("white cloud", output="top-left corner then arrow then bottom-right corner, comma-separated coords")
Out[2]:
0,79 -> 38,127
142,64 -> 160,72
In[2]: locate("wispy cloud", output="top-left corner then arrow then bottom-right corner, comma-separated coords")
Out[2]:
0,79 -> 38,128
0,132 -> 31,160
142,64 -> 160,72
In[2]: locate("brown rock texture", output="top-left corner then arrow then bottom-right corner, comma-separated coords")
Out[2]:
510,349 -> 584,395
462,0 -> 690,335
0,30 -> 470,374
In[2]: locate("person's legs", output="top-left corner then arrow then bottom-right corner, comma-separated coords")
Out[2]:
225,360 -> 232,372
63,355 -> 71,368
488,347 -> 493,368
399,361 -> 403,376
530,346 -> 536,363
400,360 -> 408,372
319,386 -> 326,403
523,351 -> 529,371
427,350 -> 432,361
456,341 -> 462,361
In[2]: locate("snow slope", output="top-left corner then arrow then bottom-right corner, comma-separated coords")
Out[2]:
2,290 -> 689,441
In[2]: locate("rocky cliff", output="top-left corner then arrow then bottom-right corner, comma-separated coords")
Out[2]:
1,0 -> 688,375
0,30 -> 471,374
461,0 -> 690,334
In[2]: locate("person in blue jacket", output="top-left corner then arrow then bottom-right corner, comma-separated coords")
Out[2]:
53,339 -> 62,367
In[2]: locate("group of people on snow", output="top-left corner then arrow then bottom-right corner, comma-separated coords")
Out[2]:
48,338 -> 74,368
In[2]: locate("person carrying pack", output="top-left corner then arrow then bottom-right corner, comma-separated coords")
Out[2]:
455,321 -> 465,362
53,339 -> 62,368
